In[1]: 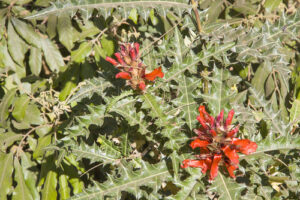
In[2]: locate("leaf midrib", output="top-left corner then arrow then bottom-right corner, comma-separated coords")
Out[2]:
73,169 -> 169,200
72,147 -> 118,162
26,1 -> 190,19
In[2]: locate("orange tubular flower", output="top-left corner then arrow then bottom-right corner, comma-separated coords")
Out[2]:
105,43 -> 164,90
181,106 -> 257,180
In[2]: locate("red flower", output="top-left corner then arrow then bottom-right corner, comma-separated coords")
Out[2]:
105,43 -> 164,90
181,106 -> 257,180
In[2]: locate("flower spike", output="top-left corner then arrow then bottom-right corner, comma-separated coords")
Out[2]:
182,106 -> 257,180
106,43 -> 164,91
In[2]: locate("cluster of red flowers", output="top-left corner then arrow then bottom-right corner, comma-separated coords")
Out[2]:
181,106 -> 257,180
107,43 -> 258,181
105,43 -> 164,90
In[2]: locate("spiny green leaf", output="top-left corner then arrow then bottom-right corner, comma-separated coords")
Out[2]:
248,87 -> 288,136
242,135 -> 300,159
141,93 -> 167,125
155,42 -> 235,89
289,99 -> 300,125
70,160 -> 171,199
201,66 -> 240,115
25,0 -> 191,20
67,76 -> 113,104
109,97 -> 149,135
71,142 -> 122,164
209,173 -> 245,200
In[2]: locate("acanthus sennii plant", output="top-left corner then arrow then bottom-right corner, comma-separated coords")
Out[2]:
0,0 -> 299,200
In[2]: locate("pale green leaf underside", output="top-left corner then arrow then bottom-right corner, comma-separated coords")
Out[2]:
25,0 -> 191,19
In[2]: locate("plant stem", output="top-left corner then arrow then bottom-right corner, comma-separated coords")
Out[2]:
191,0 -> 202,33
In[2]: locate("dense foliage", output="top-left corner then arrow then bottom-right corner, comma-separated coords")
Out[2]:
0,0 -> 300,199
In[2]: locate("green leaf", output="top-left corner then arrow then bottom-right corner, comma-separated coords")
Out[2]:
11,18 -> 41,48
149,9 -> 158,25
33,134 -> 52,159
129,8 -> 138,24
59,174 -> 70,200
209,174 -> 245,200
41,170 -> 57,200
0,40 -> 25,78
36,125 -> 52,137
29,47 -> 42,76
0,132 -> 22,151
169,168 -> 203,200
67,76 -> 112,104
13,159 -> 33,200
46,14 -> 57,39
141,93 -> 168,126
23,104 -> 44,125
7,20 -> 29,66
109,97 -> 149,135
12,95 -> 30,122
57,12 -> 78,51
41,38 -> 65,72
249,87 -> 288,136
59,65 -> 80,101
206,0 -> 224,23
264,0 -> 282,13
100,36 -> 115,57
242,135 -> 300,160
0,88 -> 17,127
20,152 -> 39,200
251,63 -> 272,95
201,67 -> 240,115
290,99 -> 300,125
0,152 -> 14,199
71,142 -> 122,164
156,42 -> 235,89
77,20 -> 100,40
25,0 -> 190,20
71,42 -> 92,63
70,160 -> 171,199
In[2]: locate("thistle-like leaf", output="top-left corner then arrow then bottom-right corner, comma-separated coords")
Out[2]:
69,160 -> 171,199
71,142 -> 122,165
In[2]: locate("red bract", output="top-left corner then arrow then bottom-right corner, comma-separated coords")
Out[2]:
105,43 -> 164,90
181,106 -> 257,180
